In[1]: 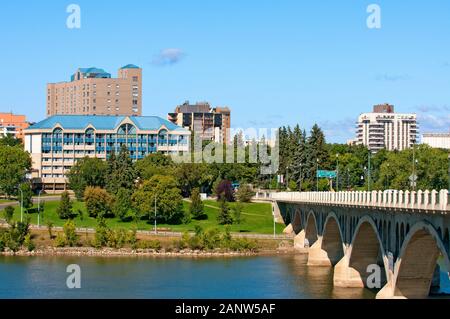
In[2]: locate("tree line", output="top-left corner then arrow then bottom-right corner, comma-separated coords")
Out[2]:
277,124 -> 448,191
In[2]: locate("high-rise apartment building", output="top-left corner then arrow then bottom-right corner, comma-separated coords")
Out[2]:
356,104 -> 419,152
168,101 -> 231,144
47,65 -> 142,117
0,112 -> 29,140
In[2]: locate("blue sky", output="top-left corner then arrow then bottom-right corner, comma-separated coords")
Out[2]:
0,0 -> 449,142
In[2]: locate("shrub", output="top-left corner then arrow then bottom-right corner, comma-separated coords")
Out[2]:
3,206 -> 14,224
201,228 -> 221,250
236,184 -> 255,203
63,220 -> 79,247
93,217 -> 109,248
1,221 -> 29,252
137,240 -> 161,251
108,229 -> 128,249
127,228 -> 138,250
0,232 -> 6,252
24,234 -> 35,252
46,221 -> 54,239
188,236 -> 204,251
230,238 -> 258,252
55,234 -> 66,248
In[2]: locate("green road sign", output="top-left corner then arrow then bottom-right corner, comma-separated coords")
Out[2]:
317,170 -> 337,179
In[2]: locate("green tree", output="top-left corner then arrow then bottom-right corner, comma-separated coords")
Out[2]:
84,187 -> 113,218
113,188 -> 134,222
107,145 -> 137,196
0,134 -> 22,147
217,199 -> 233,225
232,202 -> 244,224
189,188 -> 205,220
0,145 -> 31,198
56,191 -> 74,220
67,157 -> 108,200
19,183 -> 33,212
132,175 -> 184,224
135,152 -> 175,180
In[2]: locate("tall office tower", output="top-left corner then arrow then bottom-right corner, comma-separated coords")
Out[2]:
0,112 -> 29,141
46,65 -> 142,117
356,104 -> 419,153
168,101 -> 231,144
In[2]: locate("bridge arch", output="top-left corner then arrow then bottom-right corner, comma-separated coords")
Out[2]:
304,211 -> 318,247
320,213 -> 345,265
334,216 -> 389,289
291,209 -> 302,234
391,221 -> 450,299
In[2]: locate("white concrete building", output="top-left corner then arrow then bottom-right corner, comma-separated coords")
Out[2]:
356,104 -> 418,152
422,133 -> 450,150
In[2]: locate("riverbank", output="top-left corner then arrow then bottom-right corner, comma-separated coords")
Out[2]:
0,245 -> 296,259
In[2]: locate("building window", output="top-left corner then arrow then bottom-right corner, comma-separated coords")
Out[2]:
132,76 -> 138,82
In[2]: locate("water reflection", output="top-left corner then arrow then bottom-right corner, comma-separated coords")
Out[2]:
282,254 -> 376,299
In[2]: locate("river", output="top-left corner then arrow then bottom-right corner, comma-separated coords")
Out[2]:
0,254 -> 448,299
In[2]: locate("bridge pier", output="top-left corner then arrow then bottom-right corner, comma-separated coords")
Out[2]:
294,230 -> 306,249
283,223 -> 294,235
307,237 -> 333,266
334,254 -> 366,288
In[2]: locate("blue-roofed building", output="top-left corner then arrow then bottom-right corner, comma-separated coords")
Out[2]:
47,65 -> 143,117
24,115 -> 190,192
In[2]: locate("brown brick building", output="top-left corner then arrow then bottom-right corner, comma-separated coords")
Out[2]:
47,65 -> 142,117
168,101 -> 231,144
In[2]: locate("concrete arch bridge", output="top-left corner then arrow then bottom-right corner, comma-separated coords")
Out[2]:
260,190 -> 450,299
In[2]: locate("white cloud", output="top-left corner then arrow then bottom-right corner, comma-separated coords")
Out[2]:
152,48 -> 186,66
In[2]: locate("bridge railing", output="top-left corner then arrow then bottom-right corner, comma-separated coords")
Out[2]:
267,189 -> 449,212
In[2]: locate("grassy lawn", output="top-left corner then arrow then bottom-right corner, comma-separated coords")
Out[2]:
3,200 -> 285,235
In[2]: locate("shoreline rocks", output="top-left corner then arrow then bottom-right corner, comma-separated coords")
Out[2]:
0,247 -> 294,259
